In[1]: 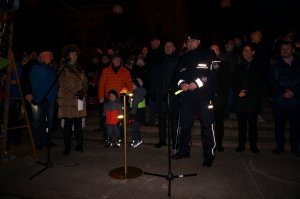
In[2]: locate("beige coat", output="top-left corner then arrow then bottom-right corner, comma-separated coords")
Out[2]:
58,63 -> 88,118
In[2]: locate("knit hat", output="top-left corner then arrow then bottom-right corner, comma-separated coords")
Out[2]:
108,89 -> 118,98
36,46 -> 53,55
111,50 -> 122,59
61,44 -> 80,58
132,78 -> 143,87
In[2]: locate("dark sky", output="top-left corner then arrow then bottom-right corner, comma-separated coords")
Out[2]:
2,0 -> 300,54
188,0 -> 300,43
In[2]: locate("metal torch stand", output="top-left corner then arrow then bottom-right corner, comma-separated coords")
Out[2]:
109,93 -> 143,179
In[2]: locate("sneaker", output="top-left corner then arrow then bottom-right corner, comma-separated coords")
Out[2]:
104,138 -> 113,148
130,140 -> 143,148
113,140 -> 121,148
116,137 -> 123,144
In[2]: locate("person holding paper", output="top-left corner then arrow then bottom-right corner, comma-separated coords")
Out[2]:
57,44 -> 88,155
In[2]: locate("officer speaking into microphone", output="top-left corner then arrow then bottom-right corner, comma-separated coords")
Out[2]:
172,32 -> 219,167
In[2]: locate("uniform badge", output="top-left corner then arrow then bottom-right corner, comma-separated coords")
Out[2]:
211,61 -> 220,70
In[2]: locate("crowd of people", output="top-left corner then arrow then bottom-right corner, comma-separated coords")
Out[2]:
1,27 -> 300,167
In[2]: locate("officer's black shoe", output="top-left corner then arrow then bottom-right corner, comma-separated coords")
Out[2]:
203,156 -> 215,167
155,142 -> 166,148
216,146 -> 224,152
291,150 -> 300,157
171,152 -> 190,160
250,147 -> 260,153
235,146 -> 245,152
272,148 -> 284,155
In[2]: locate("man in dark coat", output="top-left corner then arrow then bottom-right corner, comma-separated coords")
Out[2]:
267,41 -> 300,157
232,43 -> 265,153
150,41 -> 180,148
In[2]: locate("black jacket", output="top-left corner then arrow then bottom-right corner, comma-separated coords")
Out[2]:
150,53 -> 179,112
232,58 -> 265,112
267,56 -> 300,108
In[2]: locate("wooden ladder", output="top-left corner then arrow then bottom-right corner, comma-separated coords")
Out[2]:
0,22 -> 36,163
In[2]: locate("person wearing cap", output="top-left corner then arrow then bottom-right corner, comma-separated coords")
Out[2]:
58,44 -> 88,155
267,41 -> 300,157
172,32 -> 219,167
98,51 -> 132,140
102,89 -> 123,147
22,47 -> 58,149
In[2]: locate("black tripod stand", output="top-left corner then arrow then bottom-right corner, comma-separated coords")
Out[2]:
144,91 -> 197,198
29,118 -> 79,180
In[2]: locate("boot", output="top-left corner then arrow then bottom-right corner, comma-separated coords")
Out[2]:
74,119 -> 83,153
63,124 -> 72,156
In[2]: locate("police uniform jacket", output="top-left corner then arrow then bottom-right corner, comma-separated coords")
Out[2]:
176,47 -> 219,103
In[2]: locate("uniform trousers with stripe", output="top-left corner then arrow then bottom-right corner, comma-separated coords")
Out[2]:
179,100 -> 216,160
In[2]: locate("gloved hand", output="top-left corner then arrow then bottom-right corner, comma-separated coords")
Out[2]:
75,90 -> 84,100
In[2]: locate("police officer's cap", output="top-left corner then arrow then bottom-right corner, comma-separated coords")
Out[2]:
185,32 -> 201,41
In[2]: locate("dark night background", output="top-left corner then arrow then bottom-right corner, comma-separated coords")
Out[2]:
1,0 -> 300,58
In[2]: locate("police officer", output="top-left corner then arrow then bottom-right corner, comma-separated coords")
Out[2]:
171,32 -> 219,167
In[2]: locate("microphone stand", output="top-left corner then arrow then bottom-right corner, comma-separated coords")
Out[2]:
144,90 -> 197,198
29,120 -> 79,180
29,63 -> 78,180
